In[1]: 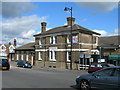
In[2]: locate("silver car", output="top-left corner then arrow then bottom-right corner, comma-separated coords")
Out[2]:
76,66 -> 120,90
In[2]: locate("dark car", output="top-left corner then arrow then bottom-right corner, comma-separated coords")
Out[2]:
17,60 -> 32,68
0,58 -> 10,70
75,66 -> 120,90
88,63 -> 114,73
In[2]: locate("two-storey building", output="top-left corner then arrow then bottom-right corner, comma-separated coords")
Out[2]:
34,17 -> 100,69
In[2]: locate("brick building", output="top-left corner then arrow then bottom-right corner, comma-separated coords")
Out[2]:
34,17 -> 100,70
14,42 -> 35,65
98,35 -> 120,66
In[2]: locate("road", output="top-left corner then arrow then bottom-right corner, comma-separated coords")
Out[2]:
2,63 -> 88,89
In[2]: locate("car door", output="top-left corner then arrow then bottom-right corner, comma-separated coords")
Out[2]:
90,68 -> 114,90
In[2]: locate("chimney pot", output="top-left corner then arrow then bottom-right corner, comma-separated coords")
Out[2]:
67,17 -> 75,26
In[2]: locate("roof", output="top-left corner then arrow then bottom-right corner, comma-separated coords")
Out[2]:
15,42 -> 35,51
98,35 -> 120,49
34,24 -> 100,37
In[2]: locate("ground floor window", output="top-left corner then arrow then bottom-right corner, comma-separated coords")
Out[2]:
38,52 -> 42,60
21,54 -> 23,60
17,54 -> 19,60
26,54 -> 28,61
49,51 -> 56,61
67,52 -> 71,62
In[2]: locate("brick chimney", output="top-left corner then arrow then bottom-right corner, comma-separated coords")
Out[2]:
41,22 -> 47,32
67,17 -> 75,26
14,39 -> 16,47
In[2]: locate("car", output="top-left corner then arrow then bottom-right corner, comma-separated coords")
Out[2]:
88,63 -> 114,73
75,66 -> 120,90
0,58 -> 10,70
17,60 -> 32,68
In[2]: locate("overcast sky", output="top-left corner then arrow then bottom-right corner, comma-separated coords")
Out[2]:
0,0 -> 119,46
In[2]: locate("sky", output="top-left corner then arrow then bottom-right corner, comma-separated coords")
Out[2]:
0,0 -> 119,46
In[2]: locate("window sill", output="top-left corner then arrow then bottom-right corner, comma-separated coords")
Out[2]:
49,59 -> 56,62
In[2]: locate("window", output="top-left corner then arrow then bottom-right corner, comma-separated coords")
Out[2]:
67,35 -> 72,43
113,68 -> 120,76
39,38 -> 42,48
26,54 -> 29,61
17,54 -> 19,60
38,52 -> 42,60
49,51 -> 56,61
21,54 -> 23,60
50,36 -> 57,44
93,36 -> 97,44
67,52 -> 71,62
95,68 -> 113,77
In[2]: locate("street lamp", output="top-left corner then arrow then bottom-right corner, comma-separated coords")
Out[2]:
64,7 -> 73,70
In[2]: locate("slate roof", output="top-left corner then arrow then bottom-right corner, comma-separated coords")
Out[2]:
34,24 -> 100,37
15,42 -> 35,51
98,35 -> 120,49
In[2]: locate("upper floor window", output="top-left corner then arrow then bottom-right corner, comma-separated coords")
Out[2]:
93,36 -> 97,44
39,38 -> 42,48
67,35 -> 72,43
50,36 -> 57,44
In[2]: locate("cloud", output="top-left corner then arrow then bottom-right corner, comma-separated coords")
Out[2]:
93,29 -> 108,36
1,2 -> 36,18
76,2 -> 118,13
1,15 -> 47,46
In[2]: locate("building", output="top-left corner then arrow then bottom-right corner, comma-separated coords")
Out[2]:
34,17 -> 100,70
14,42 -> 35,65
98,35 -> 120,66
0,39 -> 16,61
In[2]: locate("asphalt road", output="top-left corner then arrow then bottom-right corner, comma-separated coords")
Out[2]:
2,63 -> 88,89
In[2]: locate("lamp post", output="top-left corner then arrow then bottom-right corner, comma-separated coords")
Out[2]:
64,7 -> 73,70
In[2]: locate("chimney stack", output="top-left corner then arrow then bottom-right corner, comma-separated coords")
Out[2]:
14,39 -> 16,47
9,42 -> 11,45
41,22 -> 47,32
67,17 -> 75,26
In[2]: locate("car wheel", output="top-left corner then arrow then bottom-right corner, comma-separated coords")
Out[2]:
23,65 -> 25,68
80,80 -> 90,90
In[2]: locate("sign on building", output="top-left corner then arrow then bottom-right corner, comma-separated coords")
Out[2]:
72,36 -> 78,43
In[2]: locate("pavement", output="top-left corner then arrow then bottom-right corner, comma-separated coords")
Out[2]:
10,61 -> 88,75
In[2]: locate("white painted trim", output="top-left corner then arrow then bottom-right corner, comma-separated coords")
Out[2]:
36,49 -> 99,52
35,42 -> 98,47
0,44 -> 6,51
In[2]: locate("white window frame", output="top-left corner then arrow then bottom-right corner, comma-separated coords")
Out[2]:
17,54 -> 19,60
67,35 -> 72,43
39,38 -> 42,48
26,54 -> 29,61
21,54 -> 23,60
49,50 -> 56,61
67,51 -> 71,62
50,36 -> 57,44
38,52 -> 42,60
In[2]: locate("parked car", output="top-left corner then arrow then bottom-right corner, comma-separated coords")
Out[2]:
88,63 -> 114,73
75,66 -> 120,90
0,58 -> 10,70
17,60 -> 32,68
